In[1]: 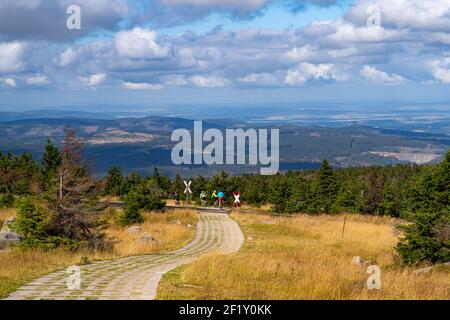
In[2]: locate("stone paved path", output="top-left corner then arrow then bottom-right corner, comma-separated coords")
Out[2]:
5,210 -> 244,300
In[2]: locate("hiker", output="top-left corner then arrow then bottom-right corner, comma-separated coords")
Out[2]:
200,190 -> 207,207
211,190 -> 218,207
173,191 -> 180,206
233,191 -> 242,207
217,191 -> 225,210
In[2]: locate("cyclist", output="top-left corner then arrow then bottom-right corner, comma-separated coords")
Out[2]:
217,191 -> 225,210
211,190 -> 218,207
200,190 -> 207,207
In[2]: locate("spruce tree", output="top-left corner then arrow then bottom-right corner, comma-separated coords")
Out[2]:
40,139 -> 62,193
46,127 -> 107,250
105,166 -> 125,196
397,150 -> 450,264
316,160 -> 338,213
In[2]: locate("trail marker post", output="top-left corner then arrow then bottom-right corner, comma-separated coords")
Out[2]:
233,192 -> 241,208
184,180 -> 192,206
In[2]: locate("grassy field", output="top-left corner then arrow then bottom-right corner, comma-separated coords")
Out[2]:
0,208 -> 197,299
157,212 -> 450,300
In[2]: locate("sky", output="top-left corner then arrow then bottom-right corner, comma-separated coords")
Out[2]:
1,0 -> 450,111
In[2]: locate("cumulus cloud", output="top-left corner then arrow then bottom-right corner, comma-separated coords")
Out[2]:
346,0 -> 450,32
2,0 -> 450,92
114,28 -> 171,59
188,75 -> 228,87
58,48 -> 79,67
285,63 -> 343,86
1,77 -> 17,87
0,0 -> 128,41
238,72 -> 281,87
360,65 -> 405,84
0,42 -> 26,74
25,74 -> 49,85
122,81 -> 164,90
137,0 -> 342,28
430,58 -> 450,84
80,73 -> 106,87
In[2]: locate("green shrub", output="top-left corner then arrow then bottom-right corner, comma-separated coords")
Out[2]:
397,210 -> 450,264
14,199 -> 47,241
0,194 -> 15,208
120,201 -> 144,226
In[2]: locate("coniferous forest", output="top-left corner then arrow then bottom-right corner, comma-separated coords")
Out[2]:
0,130 -> 449,265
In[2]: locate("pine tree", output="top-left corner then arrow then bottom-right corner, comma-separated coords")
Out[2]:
362,168 -> 383,214
105,166 -> 124,196
397,150 -> 450,264
316,160 -> 338,213
42,139 -> 62,174
40,139 -> 62,192
14,199 -> 47,246
47,127 -> 107,250
172,173 -> 184,195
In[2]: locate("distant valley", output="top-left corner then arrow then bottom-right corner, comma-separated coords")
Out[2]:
0,110 -> 448,177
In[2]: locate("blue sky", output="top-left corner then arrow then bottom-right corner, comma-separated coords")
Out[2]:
0,0 -> 450,111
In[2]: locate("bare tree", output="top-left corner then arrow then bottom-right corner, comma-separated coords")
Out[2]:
49,127 -> 107,250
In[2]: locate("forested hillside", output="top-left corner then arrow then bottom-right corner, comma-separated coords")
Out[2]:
1,131 -> 449,265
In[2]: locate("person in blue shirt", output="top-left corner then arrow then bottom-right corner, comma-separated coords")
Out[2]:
217,191 -> 225,210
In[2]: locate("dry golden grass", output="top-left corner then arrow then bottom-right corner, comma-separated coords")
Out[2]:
106,209 -> 197,256
0,208 -> 197,299
157,213 -> 450,300
98,195 -> 122,203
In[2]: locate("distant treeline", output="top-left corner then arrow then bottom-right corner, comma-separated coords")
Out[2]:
0,132 -> 449,264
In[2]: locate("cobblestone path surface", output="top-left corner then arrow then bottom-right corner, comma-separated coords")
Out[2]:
6,210 -> 244,300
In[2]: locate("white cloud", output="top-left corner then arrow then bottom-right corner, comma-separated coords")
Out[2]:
1,77 -> 17,87
59,48 -> 79,67
163,75 -> 188,86
0,42 -> 25,74
285,63 -> 339,86
429,58 -> 450,84
360,65 -> 405,84
286,45 -> 317,61
25,74 -> 49,85
122,81 -> 164,90
433,68 -> 450,84
188,75 -> 228,87
238,72 -> 280,87
80,73 -> 106,87
346,0 -> 450,32
114,27 -> 171,59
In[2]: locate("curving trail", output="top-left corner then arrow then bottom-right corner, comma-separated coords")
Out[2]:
5,210 -> 244,300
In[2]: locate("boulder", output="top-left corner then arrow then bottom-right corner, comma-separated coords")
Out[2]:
414,262 -> 450,275
127,226 -> 143,234
1,217 -> 15,233
0,231 -> 22,250
352,256 -> 374,266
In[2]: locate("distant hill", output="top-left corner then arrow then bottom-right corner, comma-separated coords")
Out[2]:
0,114 -> 448,177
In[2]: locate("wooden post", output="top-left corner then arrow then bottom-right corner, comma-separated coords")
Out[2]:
341,214 -> 347,239
59,171 -> 63,199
